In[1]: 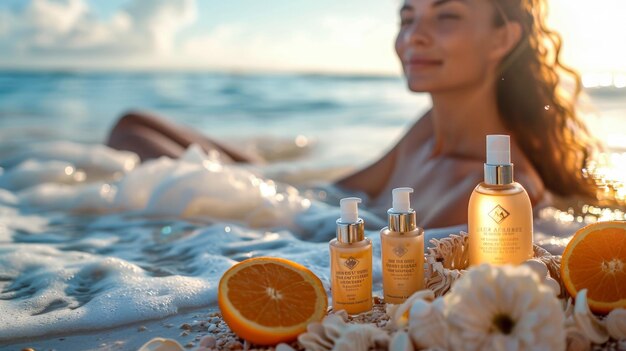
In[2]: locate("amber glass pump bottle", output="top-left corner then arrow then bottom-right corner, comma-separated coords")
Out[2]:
380,187 -> 424,304
468,135 -> 533,266
329,197 -> 373,314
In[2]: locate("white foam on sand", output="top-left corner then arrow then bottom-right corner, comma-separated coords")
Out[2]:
0,141 -> 589,345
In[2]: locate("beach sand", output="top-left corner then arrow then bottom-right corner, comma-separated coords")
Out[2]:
6,298 -> 623,351
3,298 -> 391,351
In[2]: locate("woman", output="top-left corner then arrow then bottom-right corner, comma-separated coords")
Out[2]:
107,0 -> 598,228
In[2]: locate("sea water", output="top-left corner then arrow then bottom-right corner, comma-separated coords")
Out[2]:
0,71 -> 624,343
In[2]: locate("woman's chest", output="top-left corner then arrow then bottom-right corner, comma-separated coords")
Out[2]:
370,145 -> 483,221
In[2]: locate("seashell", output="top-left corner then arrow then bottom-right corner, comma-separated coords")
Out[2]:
298,313 -> 389,351
299,316 -> 338,350
522,258 -> 549,279
572,289 -> 609,344
521,259 -> 561,296
424,232 -> 564,298
564,297 -> 575,320
424,262 -> 462,297
408,297 -> 448,350
389,330 -> 415,351
565,326 -> 592,351
386,289 -> 435,330
606,308 -> 626,340
276,343 -> 297,351
332,309 -> 349,322
137,337 -> 185,351
533,245 -> 565,296
424,232 -> 469,297
544,276 -> 561,297
426,232 -> 469,271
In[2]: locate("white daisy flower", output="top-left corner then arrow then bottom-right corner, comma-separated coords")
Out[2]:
444,264 -> 565,351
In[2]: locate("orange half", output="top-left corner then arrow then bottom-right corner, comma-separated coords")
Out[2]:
218,257 -> 327,345
561,221 -> 626,314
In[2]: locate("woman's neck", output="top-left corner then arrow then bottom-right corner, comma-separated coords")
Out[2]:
429,78 -> 509,160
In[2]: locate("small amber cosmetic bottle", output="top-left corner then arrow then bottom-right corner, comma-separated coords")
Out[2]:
380,187 -> 424,304
329,197 -> 373,315
468,135 -> 534,266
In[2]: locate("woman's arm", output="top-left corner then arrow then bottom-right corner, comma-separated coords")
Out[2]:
107,111 -> 262,163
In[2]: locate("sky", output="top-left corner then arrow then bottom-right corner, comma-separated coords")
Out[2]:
0,0 -> 625,77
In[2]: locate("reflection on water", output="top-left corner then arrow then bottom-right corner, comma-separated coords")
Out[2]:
538,151 -> 626,228
586,152 -> 626,205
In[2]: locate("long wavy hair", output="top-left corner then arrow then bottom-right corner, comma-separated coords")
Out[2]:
492,0 -> 600,198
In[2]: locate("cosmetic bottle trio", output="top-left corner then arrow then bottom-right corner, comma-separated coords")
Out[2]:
330,135 -> 534,315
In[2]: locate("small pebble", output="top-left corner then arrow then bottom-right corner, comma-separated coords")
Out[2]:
137,326 -> 147,332
225,340 -> 243,350
164,323 -> 174,328
180,323 -> 192,330
207,324 -> 216,332
276,343 -> 296,351
200,336 -> 216,348
21,348 -> 35,351
180,331 -> 189,337
184,342 -> 195,348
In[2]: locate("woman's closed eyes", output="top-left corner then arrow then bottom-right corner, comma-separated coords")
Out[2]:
437,13 -> 462,21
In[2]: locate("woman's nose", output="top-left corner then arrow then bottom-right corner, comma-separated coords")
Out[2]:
402,17 -> 431,46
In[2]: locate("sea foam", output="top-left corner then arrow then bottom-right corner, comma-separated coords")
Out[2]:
0,142 -> 338,341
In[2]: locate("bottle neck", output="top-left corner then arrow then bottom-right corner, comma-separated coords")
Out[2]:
387,209 -> 417,233
336,218 -> 365,243
484,163 -> 514,185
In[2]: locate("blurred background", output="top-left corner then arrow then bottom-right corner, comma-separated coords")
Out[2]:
0,0 -> 625,177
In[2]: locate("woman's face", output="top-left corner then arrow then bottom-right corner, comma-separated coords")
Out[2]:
396,0 -> 501,93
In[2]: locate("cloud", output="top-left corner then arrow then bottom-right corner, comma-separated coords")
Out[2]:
178,16 -> 399,74
124,0 -> 197,54
0,0 -> 196,60
0,0 -> 400,73
0,0 -> 624,75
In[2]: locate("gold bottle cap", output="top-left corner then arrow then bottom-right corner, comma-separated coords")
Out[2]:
484,163 -> 514,185
336,197 -> 366,243
336,218 -> 365,243
388,209 -> 417,232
